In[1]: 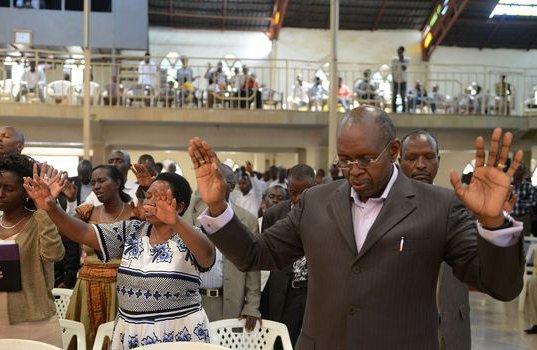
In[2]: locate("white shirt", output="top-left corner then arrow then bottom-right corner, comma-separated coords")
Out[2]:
20,68 -> 46,88
391,56 -> 410,83
200,249 -> 223,288
292,82 -> 311,103
137,61 -> 158,89
233,190 -> 261,218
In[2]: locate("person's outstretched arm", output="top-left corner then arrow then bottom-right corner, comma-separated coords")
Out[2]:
143,185 -> 215,270
23,163 -> 100,250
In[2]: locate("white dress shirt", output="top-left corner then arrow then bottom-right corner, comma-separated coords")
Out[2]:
200,249 -> 223,288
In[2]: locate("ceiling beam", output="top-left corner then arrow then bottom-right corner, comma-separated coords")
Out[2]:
479,17 -> 502,50
527,30 -> 537,51
371,0 -> 387,31
421,0 -> 469,61
456,18 -> 537,26
148,11 -> 272,22
268,0 -> 289,40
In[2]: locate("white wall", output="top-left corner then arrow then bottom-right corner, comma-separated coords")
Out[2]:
149,28 -> 273,60
150,26 -> 537,70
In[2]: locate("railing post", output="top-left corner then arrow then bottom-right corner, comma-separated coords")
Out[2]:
83,0 -> 91,159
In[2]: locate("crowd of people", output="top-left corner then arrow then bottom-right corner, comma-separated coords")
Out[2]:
0,102 -> 536,349
0,48 -> 522,115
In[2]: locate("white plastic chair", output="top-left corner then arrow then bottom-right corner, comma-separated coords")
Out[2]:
136,343 -> 230,349
209,319 -> 293,350
519,242 -> 537,312
52,288 -> 73,319
0,339 -> 62,349
92,321 -> 115,350
59,319 -> 86,350
47,80 -> 74,104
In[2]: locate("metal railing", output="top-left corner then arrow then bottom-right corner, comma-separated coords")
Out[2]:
1,49 -> 536,116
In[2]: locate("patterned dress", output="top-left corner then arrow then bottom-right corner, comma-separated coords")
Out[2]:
94,220 -> 211,350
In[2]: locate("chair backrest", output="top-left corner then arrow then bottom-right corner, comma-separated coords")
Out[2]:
52,288 -> 73,319
135,343 -> 230,349
47,80 -> 73,95
0,339 -> 62,350
59,319 -> 86,350
209,319 -> 293,350
92,321 -> 115,350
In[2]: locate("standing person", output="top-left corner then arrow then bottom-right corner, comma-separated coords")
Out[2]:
260,164 -> 315,349
511,164 -> 536,236
187,165 -> 261,331
0,154 -> 64,346
137,52 -> 158,106
188,105 -> 524,350
0,126 -> 25,156
24,169 -> 215,350
84,150 -> 139,206
391,46 -> 409,113
69,159 -> 93,205
399,130 -> 470,350
66,165 -> 135,348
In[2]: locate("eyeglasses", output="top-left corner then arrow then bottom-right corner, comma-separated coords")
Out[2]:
335,140 -> 392,170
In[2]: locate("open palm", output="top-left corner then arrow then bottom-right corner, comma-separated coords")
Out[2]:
23,163 -> 57,211
450,128 -> 523,225
188,138 -> 227,207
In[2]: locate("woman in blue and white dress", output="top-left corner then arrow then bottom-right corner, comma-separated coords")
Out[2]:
25,169 -> 216,350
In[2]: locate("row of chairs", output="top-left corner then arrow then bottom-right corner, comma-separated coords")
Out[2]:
49,288 -> 292,350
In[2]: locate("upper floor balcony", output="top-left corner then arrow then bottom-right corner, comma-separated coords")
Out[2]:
1,50 -> 537,119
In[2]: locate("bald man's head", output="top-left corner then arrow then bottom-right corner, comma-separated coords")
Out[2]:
0,126 -> 25,155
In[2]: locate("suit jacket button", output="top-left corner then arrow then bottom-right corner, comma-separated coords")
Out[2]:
349,305 -> 359,315
352,266 -> 361,274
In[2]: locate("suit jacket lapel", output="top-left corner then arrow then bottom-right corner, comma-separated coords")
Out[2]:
327,181 -> 357,255
357,173 -> 416,260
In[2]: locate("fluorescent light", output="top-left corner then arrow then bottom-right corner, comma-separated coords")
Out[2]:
490,0 -> 537,18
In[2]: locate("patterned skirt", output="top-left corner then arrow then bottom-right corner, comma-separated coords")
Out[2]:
111,307 -> 210,350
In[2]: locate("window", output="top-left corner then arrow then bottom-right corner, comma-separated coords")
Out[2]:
490,0 -> 537,18
65,0 -> 111,12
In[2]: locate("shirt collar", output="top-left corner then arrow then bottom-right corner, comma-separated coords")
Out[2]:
350,164 -> 398,205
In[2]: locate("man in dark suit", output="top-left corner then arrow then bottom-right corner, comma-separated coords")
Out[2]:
55,159 -> 92,288
260,164 -> 315,348
399,129 -> 470,350
189,106 -> 524,350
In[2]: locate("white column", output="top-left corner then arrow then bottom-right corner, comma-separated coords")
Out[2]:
327,0 -> 339,168
83,0 -> 91,159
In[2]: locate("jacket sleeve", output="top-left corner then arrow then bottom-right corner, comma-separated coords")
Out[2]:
240,214 -> 262,318
35,209 -> 65,263
444,195 -> 524,301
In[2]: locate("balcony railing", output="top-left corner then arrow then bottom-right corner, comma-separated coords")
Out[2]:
1,49 -> 537,116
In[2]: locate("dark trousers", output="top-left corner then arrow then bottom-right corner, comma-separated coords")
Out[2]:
392,81 -> 407,112
274,287 -> 307,350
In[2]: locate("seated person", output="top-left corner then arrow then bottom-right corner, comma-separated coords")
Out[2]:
15,61 -> 46,102
291,74 -> 311,110
159,80 -> 176,108
427,83 -> 447,113
337,77 -> 353,111
308,77 -> 327,111
102,76 -> 124,106
407,80 -> 428,112
354,69 -> 378,101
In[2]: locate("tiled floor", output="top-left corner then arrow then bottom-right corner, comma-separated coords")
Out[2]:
471,292 -> 537,349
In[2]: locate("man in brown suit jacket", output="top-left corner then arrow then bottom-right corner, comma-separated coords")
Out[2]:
399,130 -> 471,350
189,106 -> 525,350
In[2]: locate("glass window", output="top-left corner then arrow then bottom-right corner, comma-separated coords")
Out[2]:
65,0 -> 111,12
0,0 -> 10,7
